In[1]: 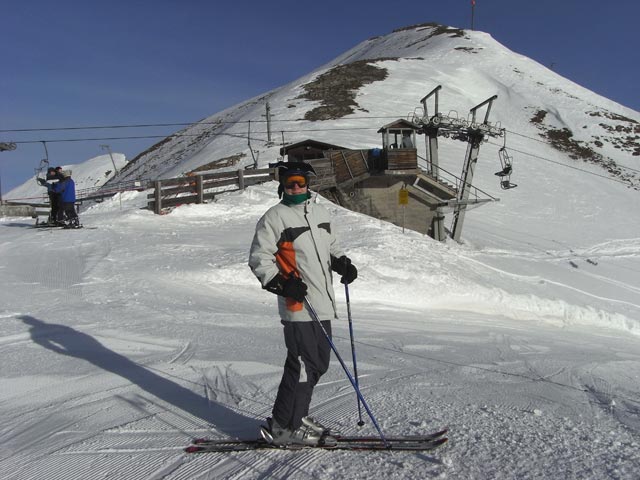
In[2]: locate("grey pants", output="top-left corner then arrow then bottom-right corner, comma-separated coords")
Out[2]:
272,320 -> 331,430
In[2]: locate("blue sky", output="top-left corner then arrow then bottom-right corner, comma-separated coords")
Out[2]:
1,0 -> 638,194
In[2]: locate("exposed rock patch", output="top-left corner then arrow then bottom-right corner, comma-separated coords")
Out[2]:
298,60 -> 392,121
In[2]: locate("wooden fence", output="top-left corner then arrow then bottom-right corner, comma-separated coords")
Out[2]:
147,168 -> 273,214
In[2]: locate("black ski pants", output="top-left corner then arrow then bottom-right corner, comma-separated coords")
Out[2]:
48,192 -> 62,222
272,319 -> 331,431
61,202 -> 78,221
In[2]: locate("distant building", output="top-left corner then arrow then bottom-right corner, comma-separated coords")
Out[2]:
279,119 -> 467,239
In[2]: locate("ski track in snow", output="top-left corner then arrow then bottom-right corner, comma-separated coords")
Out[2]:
461,251 -> 640,311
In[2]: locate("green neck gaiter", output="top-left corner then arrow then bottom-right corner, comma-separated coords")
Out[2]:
282,192 -> 309,205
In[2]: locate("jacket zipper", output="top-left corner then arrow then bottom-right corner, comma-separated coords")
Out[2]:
304,203 -> 337,316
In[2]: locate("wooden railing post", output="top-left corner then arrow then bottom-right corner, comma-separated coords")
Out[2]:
238,168 -> 245,190
196,175 -> 204,203
154,180 -> 162,214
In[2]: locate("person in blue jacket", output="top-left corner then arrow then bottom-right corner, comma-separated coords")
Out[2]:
53,170 -> 80,228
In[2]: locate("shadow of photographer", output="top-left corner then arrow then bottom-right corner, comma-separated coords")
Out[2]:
19,315 -> 260,438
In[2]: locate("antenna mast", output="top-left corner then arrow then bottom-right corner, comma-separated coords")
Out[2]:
471,0 -> 476,30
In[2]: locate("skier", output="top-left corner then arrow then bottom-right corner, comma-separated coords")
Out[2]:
52,170 -> 80,228
40,167 -> 82,228
40,167 -> 63,225
248,161 -> 358,446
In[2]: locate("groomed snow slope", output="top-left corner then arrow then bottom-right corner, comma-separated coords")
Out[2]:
1,182 -> 638,479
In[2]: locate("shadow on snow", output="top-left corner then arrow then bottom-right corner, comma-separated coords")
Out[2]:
19,315 -> 261,439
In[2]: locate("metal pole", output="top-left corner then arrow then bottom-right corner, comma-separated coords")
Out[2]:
402,204 -> 405,234
304,298 -> 388,446
451,135 -> 481,242
0,143 -> 17,200
471,0 -> 476,30
265,102 -> 272,144
41,141 -> 49,163
100,145 -> 119,175
419,85 -> 442,178
281,131 -> 286,160
0,142 -> 17,202
248,120 -> 258,168
344,280 -> 365,426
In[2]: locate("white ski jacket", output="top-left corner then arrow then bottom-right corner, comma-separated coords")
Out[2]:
249,198 -> 344,322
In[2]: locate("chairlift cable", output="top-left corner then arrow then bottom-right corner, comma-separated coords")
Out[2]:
0,116 -> 403,133
5,119 -> 637,185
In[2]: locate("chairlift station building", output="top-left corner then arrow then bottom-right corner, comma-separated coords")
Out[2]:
279,87 -> 510,241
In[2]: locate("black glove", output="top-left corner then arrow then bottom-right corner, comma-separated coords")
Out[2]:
265,274 -> 308,302
331,255 -> 358,285
283,276 -> 308,301
37,178 -> 47,186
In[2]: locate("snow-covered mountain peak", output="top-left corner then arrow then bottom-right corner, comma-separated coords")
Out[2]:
107,23 -> 637,191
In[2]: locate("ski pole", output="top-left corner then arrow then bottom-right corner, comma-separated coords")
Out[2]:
304,297 -> 388,447
345,279 -> 365,427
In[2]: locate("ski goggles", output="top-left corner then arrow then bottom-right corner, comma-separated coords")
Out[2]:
283,175 -> 308,189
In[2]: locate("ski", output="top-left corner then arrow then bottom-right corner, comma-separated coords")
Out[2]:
192,427 -> 447,446
33,224 -> 65,228
186,429 -> 448,453
185,437 -> 447,453
334,427 -> 448,443
33,224 -> 93,230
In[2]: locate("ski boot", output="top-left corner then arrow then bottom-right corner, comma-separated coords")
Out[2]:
261,417 -> 325,447
260,418 -> 291,446
64,218 -> 82,229
288,423 -> 325,446
301,417 -> 337,446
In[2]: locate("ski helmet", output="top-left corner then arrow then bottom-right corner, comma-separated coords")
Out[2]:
276,161 -> 316,182
273,161 -> 315,198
